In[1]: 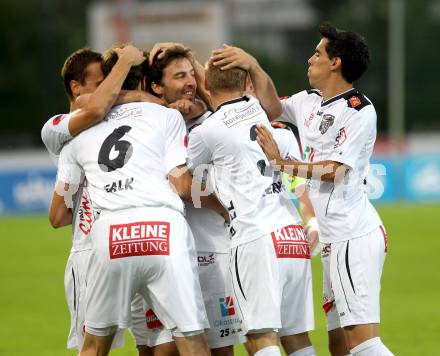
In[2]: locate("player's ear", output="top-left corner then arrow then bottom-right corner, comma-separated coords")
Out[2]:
70,80 -> 81,98
331,57 -> 342,72
151,82 -> 164,96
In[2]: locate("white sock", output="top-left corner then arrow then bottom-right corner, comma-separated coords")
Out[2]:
255,345 -> 282,356
288,345 -> 316,356
350,337 -> 394,356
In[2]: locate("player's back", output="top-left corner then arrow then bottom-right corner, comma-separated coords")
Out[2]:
189,96 -> 301,247
66,102 -> 186,213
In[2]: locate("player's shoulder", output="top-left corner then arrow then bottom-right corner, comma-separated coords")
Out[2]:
281,89 -> 321,103
342,89 -> 373,112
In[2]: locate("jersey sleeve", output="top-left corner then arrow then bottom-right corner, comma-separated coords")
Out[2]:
329,105 -> 377,170
56,141 -> 83,185
279,91 -> 309,127
164,110 -> 188,174
186,124 -> 212,173
41,113 -> 73,156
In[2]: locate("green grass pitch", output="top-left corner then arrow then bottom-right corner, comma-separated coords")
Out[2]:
0,203 -> 438,355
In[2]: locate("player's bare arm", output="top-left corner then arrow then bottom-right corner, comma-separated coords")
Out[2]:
48,182 -> 78,228
168,164 -> 227,219
211,44 -> 282,120
68,45 -> 146,136
168,99 -> 206,122
72,90 -> 165,112
256,123 -> 347,182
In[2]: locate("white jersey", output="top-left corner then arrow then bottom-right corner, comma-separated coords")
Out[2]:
280,88 -> 382,243
185,112 -> 230,253
41,113 -> 93,252
57,102 -> 187,214
272,127 -> 302,161
187,95 -> 302,248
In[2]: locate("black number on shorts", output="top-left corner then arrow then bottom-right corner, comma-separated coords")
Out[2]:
220,328 -> 230,337
98,125 -> 133,172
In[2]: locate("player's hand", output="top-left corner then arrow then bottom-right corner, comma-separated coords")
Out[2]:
114,44 -> 146,66
149,42 -> 191,65
255,123 -> 282,166
305,217 -> 320,257
211,44 -> 257,71
169,99 -> 205,121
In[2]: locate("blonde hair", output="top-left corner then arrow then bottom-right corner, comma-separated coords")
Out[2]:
205,60 -> 247,94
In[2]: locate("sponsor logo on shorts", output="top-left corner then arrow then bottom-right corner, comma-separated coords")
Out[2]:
109,221 -> 170,259
198,253 -> 215,266
322,299 -> 334,314
145,309 -> 163,330
271,224 -> 311,259
219,296 -> 235,317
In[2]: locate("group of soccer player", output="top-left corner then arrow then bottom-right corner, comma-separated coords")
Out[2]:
42,22 -> 394,356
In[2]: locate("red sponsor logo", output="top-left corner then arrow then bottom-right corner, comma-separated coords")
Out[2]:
271,224 -> 310,259
109,221 -> 170,259
379,225 -> 388,252
184,134 -> 188,148
78,193 -> 94,235
348,96 -> 361,108
52,114 -> 65,126
146,309 -> 163,329
322,299 -> 334,314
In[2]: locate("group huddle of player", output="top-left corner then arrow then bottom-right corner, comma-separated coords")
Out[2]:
42,23 -> 394,356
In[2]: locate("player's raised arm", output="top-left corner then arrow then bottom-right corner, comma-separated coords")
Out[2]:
68,44 -> 145,136
256,123 -> 347,182
211,44 -> 282,120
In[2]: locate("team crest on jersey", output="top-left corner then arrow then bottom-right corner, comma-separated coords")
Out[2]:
109,221 -> 170,259
271,224 -> 310,259
334,127 -> 347,148
319,114 -> 335,134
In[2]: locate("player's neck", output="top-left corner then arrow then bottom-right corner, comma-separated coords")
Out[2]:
320,79 -> 353,102
210,91 -> 244,111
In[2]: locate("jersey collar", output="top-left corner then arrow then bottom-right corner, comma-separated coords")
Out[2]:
215,96 -> 250,112
321,88 -> 357,107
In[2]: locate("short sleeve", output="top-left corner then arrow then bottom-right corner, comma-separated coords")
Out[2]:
329,106 -> 377,170
41,113 -> 73,156
164,110 -> 188,174
186,124 -> 212,173
56,141 -> 83,185
279,91 -> 310,127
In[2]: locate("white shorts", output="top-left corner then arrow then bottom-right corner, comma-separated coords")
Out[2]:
64,250 -> 124,349
322,225 -> 388,330
231,236 -> 281,334
85,207 -> 209,334
197,252 -> 246,348
272,227 -> 315,336
129,294 -> 174,347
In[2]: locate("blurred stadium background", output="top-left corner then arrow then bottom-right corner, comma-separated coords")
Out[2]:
0,0 -> 438,355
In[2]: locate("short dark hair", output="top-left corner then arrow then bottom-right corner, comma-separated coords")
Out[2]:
61,48 -> 102,100
147,47 -> 193,95
101,46 -> 149,90
205,60 -> 247,94
319,23 -> 370,83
